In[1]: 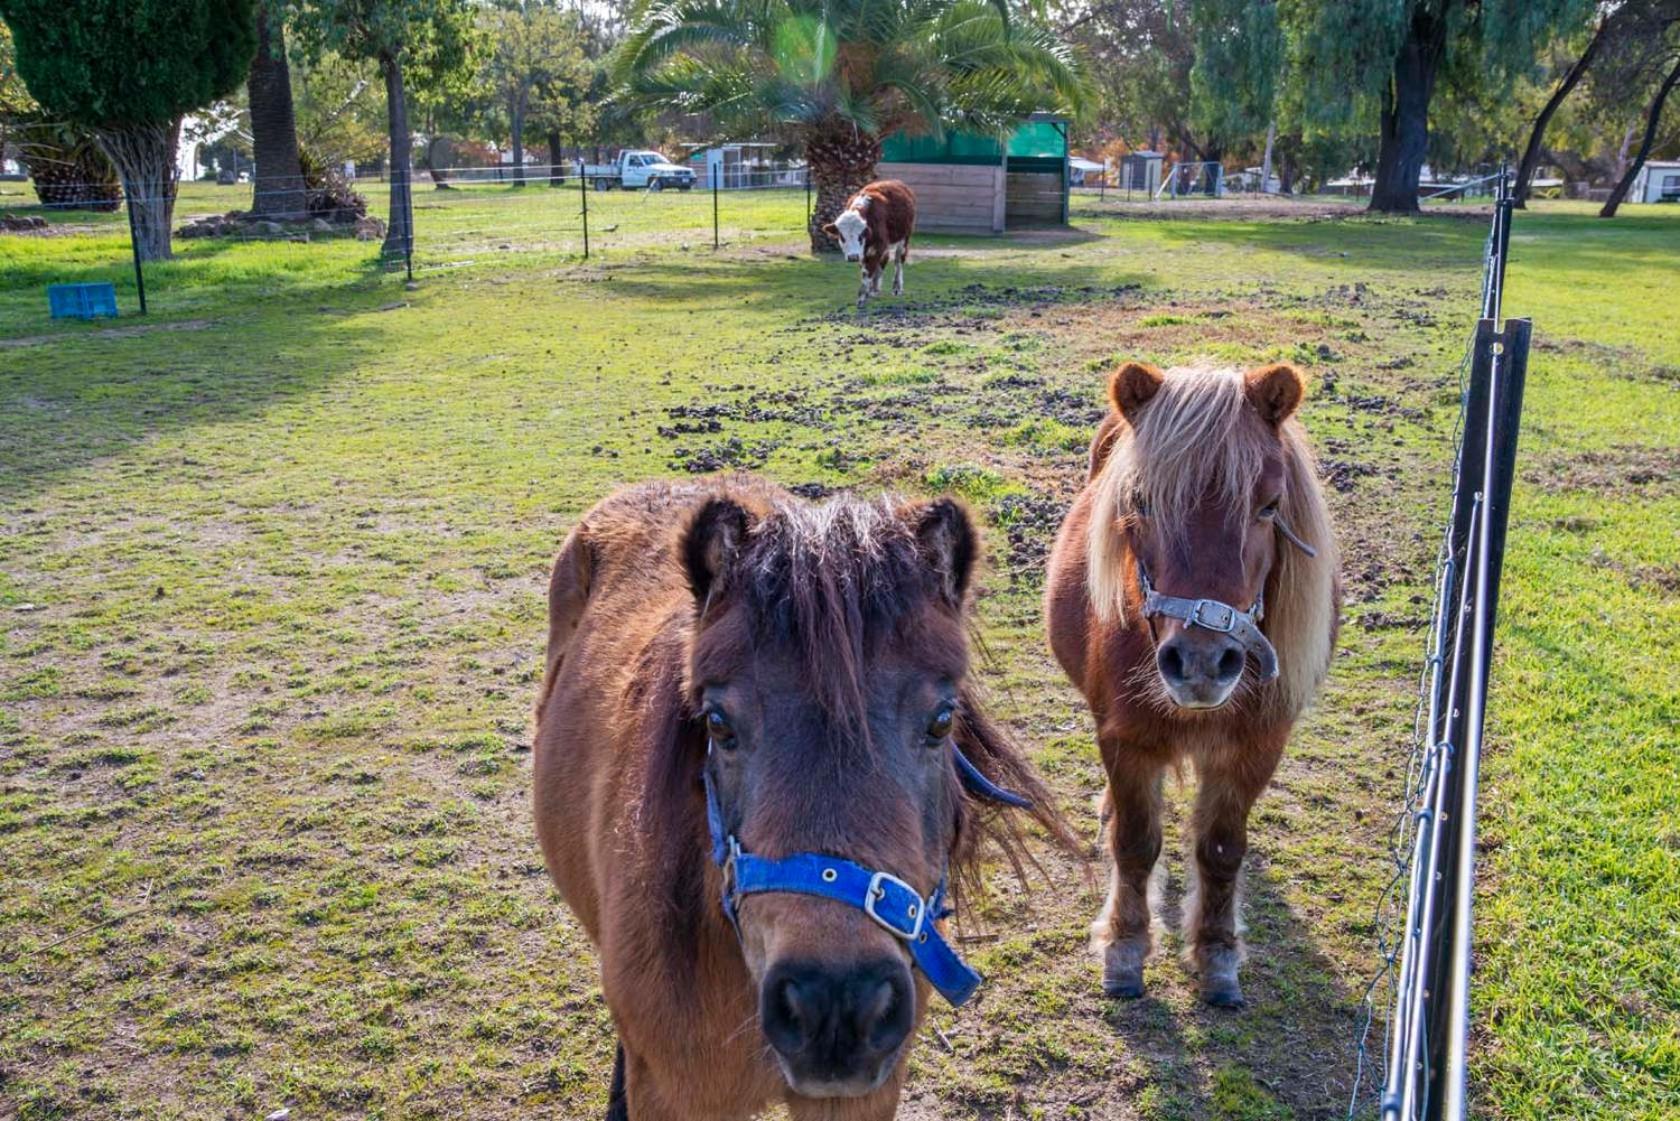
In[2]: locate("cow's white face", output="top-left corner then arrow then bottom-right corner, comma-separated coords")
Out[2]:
834,204 -> 868,262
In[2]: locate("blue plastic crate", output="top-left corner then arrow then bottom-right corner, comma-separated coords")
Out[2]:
48,282 -> 119,320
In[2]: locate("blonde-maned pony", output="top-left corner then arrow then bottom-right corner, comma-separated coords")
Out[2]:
1045,359 -> 1341,1007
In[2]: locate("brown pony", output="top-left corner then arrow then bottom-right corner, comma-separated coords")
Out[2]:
1045,361 -> 1340,1007
534,477 -> 1064,1119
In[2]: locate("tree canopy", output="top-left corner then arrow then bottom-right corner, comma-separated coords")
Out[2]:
0,0 -> 256,129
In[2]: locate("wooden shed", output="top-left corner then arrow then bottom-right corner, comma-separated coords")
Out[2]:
876,115 -> 1069,235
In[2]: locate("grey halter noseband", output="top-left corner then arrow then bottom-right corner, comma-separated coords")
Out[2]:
1134,519 -> 1319,684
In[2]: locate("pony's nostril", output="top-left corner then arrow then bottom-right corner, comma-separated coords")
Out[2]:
1157,644 -> 1187,685
1215,645 -> 1244,683
851,969 -> 911,1053
762,967 -> 822,1055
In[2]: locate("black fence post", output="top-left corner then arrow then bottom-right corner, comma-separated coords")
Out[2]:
712,163 -> 720,251
580,167 -> 590,260
403,164 -> 415,283
124,187 -> 147,315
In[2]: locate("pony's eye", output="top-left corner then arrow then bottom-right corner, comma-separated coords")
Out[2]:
1258,500 -> 1280,520
705,709 -> 735,748
1131,497 -> 1151,518
925,706 -> 955,745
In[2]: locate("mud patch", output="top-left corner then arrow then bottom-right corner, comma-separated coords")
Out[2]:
1527,445 -> 1680,496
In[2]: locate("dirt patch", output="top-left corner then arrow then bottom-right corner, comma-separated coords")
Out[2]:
1527,445 -> 1680,496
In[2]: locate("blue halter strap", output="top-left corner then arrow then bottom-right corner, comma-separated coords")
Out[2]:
702,743 -> 1031,1007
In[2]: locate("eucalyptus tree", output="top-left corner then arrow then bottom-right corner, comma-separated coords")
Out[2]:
0,0 -> 257,258
481,0 -> 592,184
287,0 -> 478,257
615,0 -> 1085,251
1274,0 -> 1600,212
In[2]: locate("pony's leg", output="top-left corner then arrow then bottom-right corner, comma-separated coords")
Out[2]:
1186,743 -> 1282,1008
606,1043 -> 629,1121
1095,746 -> 1165,998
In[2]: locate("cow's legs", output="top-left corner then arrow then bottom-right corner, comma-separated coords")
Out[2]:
892,243 -> 906,296
1095,742 -> 1165,998
857,264 -> 871,309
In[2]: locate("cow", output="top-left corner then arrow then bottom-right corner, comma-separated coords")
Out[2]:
823,180 -> 916,309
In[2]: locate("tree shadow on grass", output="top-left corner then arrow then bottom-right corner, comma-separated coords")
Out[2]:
0,272 -> 400,503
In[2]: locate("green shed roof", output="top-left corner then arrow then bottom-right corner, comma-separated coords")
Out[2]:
882,118 -> 1067,165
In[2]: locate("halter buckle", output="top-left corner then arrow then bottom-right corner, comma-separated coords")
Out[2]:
1188,599 -> 1238,633
863,871 -> 926,941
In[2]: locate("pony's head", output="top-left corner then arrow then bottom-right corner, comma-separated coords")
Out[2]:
679,491 -> 1058,1099
1086,361 -> 1337,714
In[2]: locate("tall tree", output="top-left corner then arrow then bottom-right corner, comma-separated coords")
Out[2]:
287,0 -> 477,259
481,0 -> 588,185
616,0 -> 1085,251
249,2 -> 309,217
0,0 -> 258,259
1060,1 -> 1201,158
1601,48 -> 1680,216
1275,0 -> 1596,213
1513,15 -> 1608,207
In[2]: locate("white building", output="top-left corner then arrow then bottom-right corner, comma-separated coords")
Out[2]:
1630,160 -> 1680,204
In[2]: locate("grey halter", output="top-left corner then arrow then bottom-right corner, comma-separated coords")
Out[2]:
1134,519 -> 1319,685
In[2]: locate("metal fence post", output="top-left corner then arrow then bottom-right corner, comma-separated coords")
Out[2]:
403,164 -> 415,283
712,163 -> 720,250
580,167 -> 590,260
124,186 -> 147,315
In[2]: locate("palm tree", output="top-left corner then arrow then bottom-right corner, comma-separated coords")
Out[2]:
614,0 -> 1084,251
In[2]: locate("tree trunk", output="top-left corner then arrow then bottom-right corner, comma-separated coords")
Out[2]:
248,5 -> 308,219
96,119 -> 181,262
1515,20 -> 1607,208
805,124 -> 881,252
426,136 -> 453,188
547,130 -> 564,186
1279,148 -> 1296,196
1613,123 -> 1637,181
1369,8 -> 1448,214
1601,54 -> 1680,218
380,52 -> 413,262
1260,121 -> 1275,193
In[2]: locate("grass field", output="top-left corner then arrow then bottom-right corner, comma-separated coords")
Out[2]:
1,183 -> 1675,1121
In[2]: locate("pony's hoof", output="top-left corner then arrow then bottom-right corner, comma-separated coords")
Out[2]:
1103,970 -> 1145,999
1101,940 -> 1148,999
1199,977 -> 1246,1008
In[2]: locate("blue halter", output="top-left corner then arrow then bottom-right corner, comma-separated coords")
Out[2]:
702,742 -> 1031,1007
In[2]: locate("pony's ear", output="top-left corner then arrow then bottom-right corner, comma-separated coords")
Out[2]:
1108,361 -> 1165,423
913,498 -> 978,607
1244,362 -> 1305,426
683,498 -> 751,611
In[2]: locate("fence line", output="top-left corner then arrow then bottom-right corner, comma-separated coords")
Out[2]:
1349,169 -> 1531,1121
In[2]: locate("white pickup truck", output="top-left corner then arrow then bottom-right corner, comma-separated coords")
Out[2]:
582,150 -> 696,191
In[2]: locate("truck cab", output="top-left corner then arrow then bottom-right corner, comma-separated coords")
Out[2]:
590,150 -> 695,191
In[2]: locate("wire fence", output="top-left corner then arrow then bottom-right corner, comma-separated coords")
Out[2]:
1347,169 -> 1531,1121
5,161 -> 816,317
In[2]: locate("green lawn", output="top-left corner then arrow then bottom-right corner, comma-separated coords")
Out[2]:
1,186 -> 1675,1121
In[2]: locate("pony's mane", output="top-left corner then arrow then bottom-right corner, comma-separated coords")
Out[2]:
1085,364 -> 1339,716
731,494 -> 941,750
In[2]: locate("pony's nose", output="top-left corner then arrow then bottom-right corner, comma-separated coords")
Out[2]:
761,957 -> 913,1086
1157,632 -> 1246,706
